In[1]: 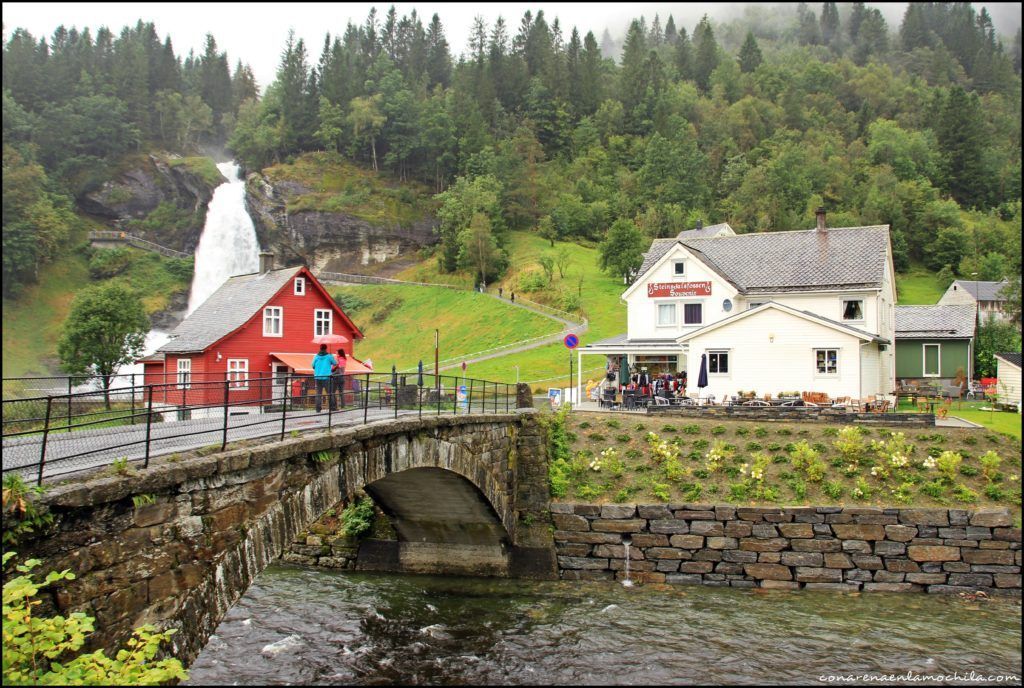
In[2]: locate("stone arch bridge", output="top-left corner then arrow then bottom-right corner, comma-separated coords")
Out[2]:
18,411 -> 554,665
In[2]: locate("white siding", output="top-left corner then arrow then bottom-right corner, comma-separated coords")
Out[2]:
860,344 -> 880,399
686,308 -> 863,402
625,245 -> 739,340
996,360 -> 1022,409
741,291 -> 882,335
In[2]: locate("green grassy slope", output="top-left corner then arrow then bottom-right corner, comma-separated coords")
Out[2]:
396,232 -> 627,387
329,284 -> 561,373
2,246 -> 192,378
896,263 -> 948,305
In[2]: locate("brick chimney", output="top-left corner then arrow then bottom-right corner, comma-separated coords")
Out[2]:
815,207 -> 827,233
258,251 -> 274,274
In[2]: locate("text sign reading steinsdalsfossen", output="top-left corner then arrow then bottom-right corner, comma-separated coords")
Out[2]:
647,281 -> 712,298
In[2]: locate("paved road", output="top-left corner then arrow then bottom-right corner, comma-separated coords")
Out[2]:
2,405 -> 458,483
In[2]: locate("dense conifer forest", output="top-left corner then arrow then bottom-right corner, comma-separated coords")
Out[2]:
3,3 -> 1021,309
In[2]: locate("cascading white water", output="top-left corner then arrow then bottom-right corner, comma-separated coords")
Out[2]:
105,161 -> 259,385
187,161 -> 261,314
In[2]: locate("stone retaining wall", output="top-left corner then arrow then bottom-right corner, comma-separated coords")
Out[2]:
648,406 -> 936,427
553,504 -> 1021,593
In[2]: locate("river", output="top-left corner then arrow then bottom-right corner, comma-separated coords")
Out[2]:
187,565 -> 1022,685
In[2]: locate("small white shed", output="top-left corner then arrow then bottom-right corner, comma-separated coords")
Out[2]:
994,352 -> 1022,412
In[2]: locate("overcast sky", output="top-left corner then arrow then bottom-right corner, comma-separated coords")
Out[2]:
4,2 -> 1021,89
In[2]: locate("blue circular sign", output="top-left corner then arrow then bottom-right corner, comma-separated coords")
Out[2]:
564,334 -> 579,349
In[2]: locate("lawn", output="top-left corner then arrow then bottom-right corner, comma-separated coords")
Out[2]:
396,231 -> 627,388
329,284 -> 560,373
547,411 -> 1022,517
896,262 -> 948,305
895,399 -> 1022,440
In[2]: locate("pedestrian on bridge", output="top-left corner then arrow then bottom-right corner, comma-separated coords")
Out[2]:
332,349 -> 348,409
312,345 -> 337,412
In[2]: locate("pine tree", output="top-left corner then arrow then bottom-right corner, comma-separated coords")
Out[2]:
618,20 -> 648,116
820,2 -> 840,48
692,16 -> 719,92
664,15 -> 678,45
936,86 -> 989,208
674,27 -> 693,80
426,14 -> 451,88
849,2 -> 866,43
900,3 -> 931,51
580,31 -> 602,116
738,31 -> 762,73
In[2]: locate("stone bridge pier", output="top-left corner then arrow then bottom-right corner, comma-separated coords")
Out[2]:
15,408 -> 553,665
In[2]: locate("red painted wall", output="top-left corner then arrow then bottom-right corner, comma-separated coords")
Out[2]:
151,270 -> 360,407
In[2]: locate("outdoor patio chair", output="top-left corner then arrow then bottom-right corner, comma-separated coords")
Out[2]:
869,399 -> 890,414
965,381 -> 985,400
743,399 -> 770,407
653,396 -> 670,406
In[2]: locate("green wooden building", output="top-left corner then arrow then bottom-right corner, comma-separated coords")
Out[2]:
895,305 -> 976,383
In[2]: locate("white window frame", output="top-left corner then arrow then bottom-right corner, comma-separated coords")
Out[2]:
314,309 -> 333,336
263,306 -> 283,337
842,299 -> 865,322
682,301 -> 703,325
294,277 -> 306,295
748,301 -> 766,310
227,359 -> 249,390
176,358 -> 191,389
708,350 -> 729,376
656,302 -> 677,327
673,260 -> 686,276
923,343 -> 941,378
814,348 -> 839,376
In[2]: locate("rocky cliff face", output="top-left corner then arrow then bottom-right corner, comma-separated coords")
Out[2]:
78,154 -> 224,252
244,173 -> 438,273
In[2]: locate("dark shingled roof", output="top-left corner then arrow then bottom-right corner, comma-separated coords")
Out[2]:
676,222 -> 735,240
635,225 -> 890,294
951,279 -> 1009,302
158,267 -> 301,353
895,305 -> 977,339
995,352 -> 1022,368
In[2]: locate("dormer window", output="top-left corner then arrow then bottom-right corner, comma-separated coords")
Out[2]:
294,277 -> 306,295
842,299 -> 864,321
673,260 -> 686,276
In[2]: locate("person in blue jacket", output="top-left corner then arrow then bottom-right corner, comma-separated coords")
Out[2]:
311,344 -> 337,412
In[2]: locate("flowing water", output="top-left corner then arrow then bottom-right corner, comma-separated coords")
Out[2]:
187,161 -> 260,315
187,565 -> 1022,686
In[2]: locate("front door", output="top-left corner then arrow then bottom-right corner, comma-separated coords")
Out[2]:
271,363 -> 290,403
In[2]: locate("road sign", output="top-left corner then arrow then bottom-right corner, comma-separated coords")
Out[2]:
563,333 -> 579,349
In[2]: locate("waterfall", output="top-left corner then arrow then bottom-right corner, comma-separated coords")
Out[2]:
187,162 -> 261,314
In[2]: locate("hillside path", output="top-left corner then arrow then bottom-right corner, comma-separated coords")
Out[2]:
435,291 -> 588,371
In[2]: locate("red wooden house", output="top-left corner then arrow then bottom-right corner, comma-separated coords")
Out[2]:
140,259 -> 364,408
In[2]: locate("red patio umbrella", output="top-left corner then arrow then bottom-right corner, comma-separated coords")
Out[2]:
311,333 -> 350,345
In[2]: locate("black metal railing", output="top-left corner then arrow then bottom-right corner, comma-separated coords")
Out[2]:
2,372 -> 518,485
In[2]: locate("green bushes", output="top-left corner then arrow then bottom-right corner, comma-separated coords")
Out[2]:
339,497 -> 376,537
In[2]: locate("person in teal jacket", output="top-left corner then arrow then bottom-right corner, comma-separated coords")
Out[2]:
311,344 -> 336,412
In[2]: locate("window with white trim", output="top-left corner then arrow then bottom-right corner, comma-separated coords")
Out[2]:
748,301 -> 765,310
294,277 -> 305,295
842,299 -> 864,321
923,344 -> 940,377
227,359 -> 249,389
673,260 -> 686,276
176,358 -> 191,389
683,302 -> 703,325
815,348 -> 839,375
708,350 -> 729,374
657,303 -> 677,326
263,306 -> 283,336
314,309 -> 333,336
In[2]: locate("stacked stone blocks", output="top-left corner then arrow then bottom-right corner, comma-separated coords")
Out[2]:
554,504 -> 1021,593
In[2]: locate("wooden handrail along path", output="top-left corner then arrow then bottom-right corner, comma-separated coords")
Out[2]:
87,231 -> 191,259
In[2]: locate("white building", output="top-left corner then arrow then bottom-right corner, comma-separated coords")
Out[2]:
580,211 -> 897,404
938,279 -> 1012,324
993,352 -> 1022,412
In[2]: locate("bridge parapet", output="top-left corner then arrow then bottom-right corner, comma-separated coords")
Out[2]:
15,412 -> 552,665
